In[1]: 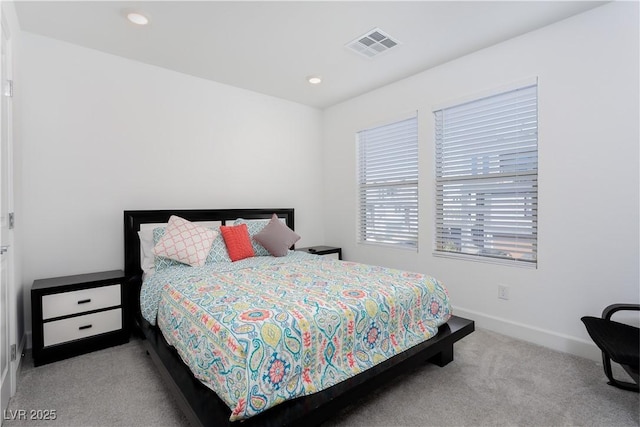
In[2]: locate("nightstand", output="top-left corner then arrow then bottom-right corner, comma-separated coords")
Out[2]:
31,270 -> 129,366
296,245 -> 342,260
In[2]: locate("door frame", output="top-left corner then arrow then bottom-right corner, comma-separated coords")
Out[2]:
0,6 -> 16,421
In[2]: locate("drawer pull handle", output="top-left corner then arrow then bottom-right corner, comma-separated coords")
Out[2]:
77,299 -> 91,304
79,324 -> 92,330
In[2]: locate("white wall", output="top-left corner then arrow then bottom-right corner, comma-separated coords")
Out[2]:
322,2 -> 639,359
18,33 -> 325,336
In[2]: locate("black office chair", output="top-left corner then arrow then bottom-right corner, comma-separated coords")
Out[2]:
581,304 -> 639,392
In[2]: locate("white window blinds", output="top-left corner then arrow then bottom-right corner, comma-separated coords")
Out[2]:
434,83 -> 538,265
357,115 -> 418,249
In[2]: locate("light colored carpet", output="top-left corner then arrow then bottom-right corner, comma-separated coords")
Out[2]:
4,328 -> 639,426
326,328 -> 640,427
4,338 -> 188,426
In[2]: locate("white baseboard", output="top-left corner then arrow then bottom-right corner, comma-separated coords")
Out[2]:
17,333 -> 26,358
10,334 -> 28,395
453,306 -> 601,362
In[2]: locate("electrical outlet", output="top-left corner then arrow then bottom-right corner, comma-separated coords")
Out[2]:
498,284 -> 510,300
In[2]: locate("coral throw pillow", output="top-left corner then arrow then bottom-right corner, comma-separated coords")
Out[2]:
152,215 -> 217,267
220,223 -> 255,262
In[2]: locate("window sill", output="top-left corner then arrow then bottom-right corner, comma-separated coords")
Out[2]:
358,241 -> 418,252
432,251 -> 537,269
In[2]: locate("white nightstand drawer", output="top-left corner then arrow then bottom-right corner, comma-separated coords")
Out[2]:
43,308 -> 122,347
42,284 -> 121,320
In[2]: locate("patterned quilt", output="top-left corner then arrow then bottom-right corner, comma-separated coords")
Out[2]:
141,252 -> 451,421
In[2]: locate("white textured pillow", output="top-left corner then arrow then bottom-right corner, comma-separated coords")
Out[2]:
138,228 -> 156,276
152,216 -> 217,267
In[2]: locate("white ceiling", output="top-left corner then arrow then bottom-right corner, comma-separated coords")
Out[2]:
14,1 -> 606,109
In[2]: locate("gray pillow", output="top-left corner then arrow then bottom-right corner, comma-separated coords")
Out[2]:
253,214 -> 301,257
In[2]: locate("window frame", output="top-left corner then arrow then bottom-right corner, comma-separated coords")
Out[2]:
433,80 -> 538,267
356,113 -> 419,250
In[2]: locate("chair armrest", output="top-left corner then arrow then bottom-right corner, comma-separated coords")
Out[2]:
602,303 -> 640,320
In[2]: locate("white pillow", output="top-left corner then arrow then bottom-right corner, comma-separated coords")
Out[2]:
138,228 -> 157,277
138,220 -> 221,277
152,216 -> 218,267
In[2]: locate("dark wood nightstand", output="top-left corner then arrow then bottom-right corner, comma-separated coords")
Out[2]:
31,270 -> 129,366
296,246 -> 342,260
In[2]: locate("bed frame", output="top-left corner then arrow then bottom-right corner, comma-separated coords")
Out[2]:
124,208 -> 475,427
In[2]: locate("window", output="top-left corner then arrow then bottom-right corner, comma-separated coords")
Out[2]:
357,115 -> 418,249
434,82 -> 538,265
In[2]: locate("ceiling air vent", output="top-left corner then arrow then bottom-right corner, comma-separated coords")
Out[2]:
346,28 -> 400,58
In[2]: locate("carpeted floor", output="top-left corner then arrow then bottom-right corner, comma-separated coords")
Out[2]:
4,328 -> 639,426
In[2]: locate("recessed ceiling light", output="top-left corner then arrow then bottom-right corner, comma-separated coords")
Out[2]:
307,76 -> 322,85
127,12 -> 149,26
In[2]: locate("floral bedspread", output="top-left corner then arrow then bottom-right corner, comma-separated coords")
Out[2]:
141,253 -> 451,421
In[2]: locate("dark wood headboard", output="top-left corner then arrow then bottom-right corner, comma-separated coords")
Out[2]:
123,208 -> 294,281
123,208 -> 294,329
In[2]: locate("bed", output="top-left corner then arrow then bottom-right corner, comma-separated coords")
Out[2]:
124,208 -> 474,426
